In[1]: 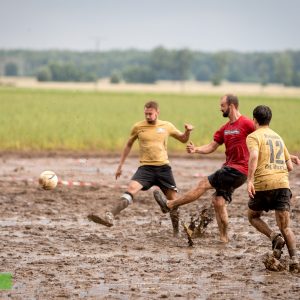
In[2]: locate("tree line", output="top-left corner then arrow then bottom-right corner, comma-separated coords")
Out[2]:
1,48 -> 300,86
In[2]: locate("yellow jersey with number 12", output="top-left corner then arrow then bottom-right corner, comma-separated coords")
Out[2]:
246,127 -> 290,191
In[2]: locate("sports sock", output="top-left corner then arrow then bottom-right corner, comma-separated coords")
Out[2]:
111,192 -> 133,216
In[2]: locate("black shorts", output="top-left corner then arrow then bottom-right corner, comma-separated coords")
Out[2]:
131,165 -> 178,193
208,166 -> 247,203
248,188 -> 292,212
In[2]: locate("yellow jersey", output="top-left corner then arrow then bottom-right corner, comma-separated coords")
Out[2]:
130,120 -> 182,166
246,127 -> 290,191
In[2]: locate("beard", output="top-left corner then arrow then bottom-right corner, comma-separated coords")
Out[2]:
146,117 -> 157,124
222,107 -> 230,117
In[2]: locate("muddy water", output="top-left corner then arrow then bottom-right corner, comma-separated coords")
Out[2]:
1,156 -> 300,299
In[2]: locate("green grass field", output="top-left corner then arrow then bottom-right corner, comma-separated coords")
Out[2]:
1,88 -> 300,153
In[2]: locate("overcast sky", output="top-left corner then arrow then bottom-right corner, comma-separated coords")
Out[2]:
1,0 -> 300,52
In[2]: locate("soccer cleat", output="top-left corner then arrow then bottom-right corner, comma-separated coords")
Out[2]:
271,233 -> 285,259
87,212 -> 114,227
153,190 -> 170,213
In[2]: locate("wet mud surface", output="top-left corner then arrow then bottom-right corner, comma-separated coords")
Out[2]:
1,155 -> 300,299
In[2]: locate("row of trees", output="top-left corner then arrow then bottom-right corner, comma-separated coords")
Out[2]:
1,48 -> 300,86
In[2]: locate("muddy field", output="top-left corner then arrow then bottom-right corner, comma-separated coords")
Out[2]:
1,155 -> 300,299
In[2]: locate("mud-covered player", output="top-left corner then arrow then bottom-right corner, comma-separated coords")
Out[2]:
88,100 -> 193,235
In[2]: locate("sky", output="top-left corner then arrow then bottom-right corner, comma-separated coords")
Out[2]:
1,0 -> 300,52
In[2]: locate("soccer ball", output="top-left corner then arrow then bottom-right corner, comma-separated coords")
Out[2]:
39,170 -> 58,190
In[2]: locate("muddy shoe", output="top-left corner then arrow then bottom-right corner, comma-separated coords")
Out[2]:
87,212 -> 114,227
272,233 -> 285,259
153,190 -> 170,213
263,252 -> 285,272
289,256 -> 300,273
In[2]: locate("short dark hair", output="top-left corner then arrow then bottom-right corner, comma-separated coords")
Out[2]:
253,105 -> 272,125
144,101 -> 159,110
225,94 -> 239,108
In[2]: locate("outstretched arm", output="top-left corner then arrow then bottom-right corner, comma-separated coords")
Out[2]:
173,123 -> 194,143
290,154 -> 300,165
115,136 -> 136,180
186,140 -> 220,155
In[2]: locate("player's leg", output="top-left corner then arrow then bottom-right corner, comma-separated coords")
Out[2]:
274,188 -> 299,271
111,180 -> 143,216
213,195 -> 229,243
164,188 -> 179,236
248,190 -> 286,259
210,166 -> 246,242
154,165 -> 180,235
166,177 -> 212,209
275,210 -> 296,258
88,166 -> 154,227
88,179 -> 143,227
154,177 -> 212,213
248,209 -> 272,237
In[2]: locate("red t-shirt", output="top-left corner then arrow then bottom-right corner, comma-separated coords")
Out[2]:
214,115 -> 255,175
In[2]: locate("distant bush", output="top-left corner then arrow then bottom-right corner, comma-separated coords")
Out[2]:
5,63 -> 18,76
36,62 -> 96,82
122,66 -> 156,83
36,67 -> 52,81
110,71 -> 122,84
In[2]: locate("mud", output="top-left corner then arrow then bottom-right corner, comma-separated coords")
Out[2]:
1,155 -> 300,299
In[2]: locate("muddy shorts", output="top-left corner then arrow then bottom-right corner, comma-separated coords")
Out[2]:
248,188 -> 292,212
208,166 -> 247,203
131,165 -> 178,193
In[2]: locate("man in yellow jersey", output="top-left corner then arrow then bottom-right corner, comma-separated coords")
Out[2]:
247,105 -> 299,273
88,100 -> 193,235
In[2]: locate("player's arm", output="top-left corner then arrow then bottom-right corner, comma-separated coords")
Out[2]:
290,154 -> 300,166
186,140 -> 220,154
247,148 -> 258,198
173,123 -> 194,143
284,147 -> 294,172
286,159 -> 293,172
115,135 -> 137,180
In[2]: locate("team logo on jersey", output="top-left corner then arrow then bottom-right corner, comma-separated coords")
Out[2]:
224,129 -> 240,135
157,128 -> 166,133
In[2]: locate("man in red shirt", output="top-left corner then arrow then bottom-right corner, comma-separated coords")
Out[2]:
154,94 -> 255,243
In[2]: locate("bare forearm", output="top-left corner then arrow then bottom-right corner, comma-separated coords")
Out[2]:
290,154 -> 300,165
178,130 -> 192,143
118,145 -> 131,167
247,156 -> 257,182
195,142 -> 218,154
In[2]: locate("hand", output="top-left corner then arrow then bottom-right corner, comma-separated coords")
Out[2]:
186,141 -> 196,154
115,166 -> 122,180
247,181 -> 256,199
291,155 -> 300,165
184,123 -> 194,132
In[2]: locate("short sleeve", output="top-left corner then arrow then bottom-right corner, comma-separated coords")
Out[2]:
129,124 -> 139,140
213,126 -> 224,145
168,122 -> 182,138
284,145 -> 291,161
246,119 -> 256,134
246,134 -> 259,151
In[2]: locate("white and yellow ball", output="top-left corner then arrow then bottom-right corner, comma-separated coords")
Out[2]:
39,170 -> 58,190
